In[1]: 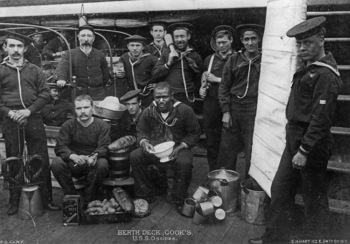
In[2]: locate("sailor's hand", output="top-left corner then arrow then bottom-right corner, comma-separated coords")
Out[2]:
147,83 -> 156,90
167,51 -> 178,66
70,154 -> 87,165
13,109 -> 31,123
57,80 -> 67,87
141,141 -> 154,153
87,154 -> 98,166
292,152 -> 307,170
222,112 -> 232,128
207,73 -> 220,83
199,85 -> 207,99
169,144 -> 186,160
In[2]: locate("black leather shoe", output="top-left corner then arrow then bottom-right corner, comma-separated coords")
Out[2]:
44,202 -> 61,211
7,205 -> 18,215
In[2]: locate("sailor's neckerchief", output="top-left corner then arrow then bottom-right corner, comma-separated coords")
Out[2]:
150,42 -> 165,57
173,47 -> 200,74
211,49 -> 234,72
149,100 -> 182,142
127,52 -> 151,89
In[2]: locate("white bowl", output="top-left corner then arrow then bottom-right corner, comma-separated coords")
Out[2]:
152,141 -> 175,163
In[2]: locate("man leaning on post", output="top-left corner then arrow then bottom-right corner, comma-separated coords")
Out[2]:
249,17 -> 342,244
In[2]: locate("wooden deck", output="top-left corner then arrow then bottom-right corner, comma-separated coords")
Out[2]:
0,155 -> 350,244
0,156 -> 269,244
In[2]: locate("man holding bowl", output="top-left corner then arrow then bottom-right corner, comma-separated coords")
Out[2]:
130,82 -> 201,215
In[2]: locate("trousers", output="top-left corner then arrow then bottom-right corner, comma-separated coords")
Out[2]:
130,147 -> 193,201
218,99 -> 257,178
3,114 -> 52,206
266,123 -> 331,240
51,156 -> 109,202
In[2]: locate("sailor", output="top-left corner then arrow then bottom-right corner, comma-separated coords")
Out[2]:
218,23 -> 264,178
41,60 -> 55,82
118,35 -> 158,107
40,82 -> 74,127
130,82 -> 201,215
200,25 -> 236,171
146,21 -> 168,58
107,90 -> 144,152
51,94 -> 110,203
24,29 -> 45,67
54,25 -> 111,101
42,30 -> 69,61
0,31 -> 60,215
249,17 -> 342,244
152,22 -> 203,108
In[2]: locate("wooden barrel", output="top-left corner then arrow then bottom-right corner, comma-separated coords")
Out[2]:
108,147 -> 130,180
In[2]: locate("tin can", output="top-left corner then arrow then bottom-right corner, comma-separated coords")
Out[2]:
63,195 -> 81,226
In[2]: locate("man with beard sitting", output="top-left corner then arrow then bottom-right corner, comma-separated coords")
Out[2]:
54,25 -> 111,101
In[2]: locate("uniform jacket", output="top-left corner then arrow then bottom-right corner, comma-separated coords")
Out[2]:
40,98 -> 74,126
54,47 -> 111,88
119,52 -> 158,90
286,52 -> 342,153
145,42 -> 167,58
0,58 -> 50,116
152,48 -> 203,94
203,50 -> 235,99
136,100 -> 201,147
219,50 -> 261,113
42,37 -> 68,60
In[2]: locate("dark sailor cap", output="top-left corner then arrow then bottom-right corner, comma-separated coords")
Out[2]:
78,25 -> 94,33
167,22 -> 193,34
236,24 -> 264,37
120,89 -> 142,102
2,31 -> 32,45
124,35 -> 147,44
212,25 -> 236,38
148,21 -> 167,30
286,16 -> 326,40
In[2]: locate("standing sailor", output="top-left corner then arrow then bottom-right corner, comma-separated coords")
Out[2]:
249,17 -> 342,243
0,31 -> 60,215
200,25 -> 236,171
218,24 -> 264,178
146,21 -> 168,58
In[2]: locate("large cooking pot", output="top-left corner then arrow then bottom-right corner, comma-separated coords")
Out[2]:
207,168 -> 240,213
93,96 -> 126,120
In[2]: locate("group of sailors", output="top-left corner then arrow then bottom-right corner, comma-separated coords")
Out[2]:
0,16 -> 343,243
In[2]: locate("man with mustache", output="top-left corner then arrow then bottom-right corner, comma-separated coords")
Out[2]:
199,25 -> 236,172
130,82 -> 200,215
0,31 -> 60,215
218,24 -> 264,179
54,25 -> 111,100
146,21 -> 168,58
249,17 -> 342,244
51,94 -> 110,203
117,35 -> 158,107
152,22 -> 203,108
40,82 -> 74,126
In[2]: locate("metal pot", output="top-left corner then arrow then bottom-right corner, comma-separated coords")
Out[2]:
207,168 -> 240,213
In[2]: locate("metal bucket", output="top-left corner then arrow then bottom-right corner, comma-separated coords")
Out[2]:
240,179 -> 269,225
207,168 -> 240,213
17,185 -> 44,220
108,147 -> 131,180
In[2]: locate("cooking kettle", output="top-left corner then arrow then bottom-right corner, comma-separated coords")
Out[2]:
207,168 -> 240,213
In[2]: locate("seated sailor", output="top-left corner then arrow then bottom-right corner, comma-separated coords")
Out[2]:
51,94 -> 110,202
130,82 -> 201,215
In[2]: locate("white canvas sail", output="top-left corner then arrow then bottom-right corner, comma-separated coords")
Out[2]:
249,0 -> 307,196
